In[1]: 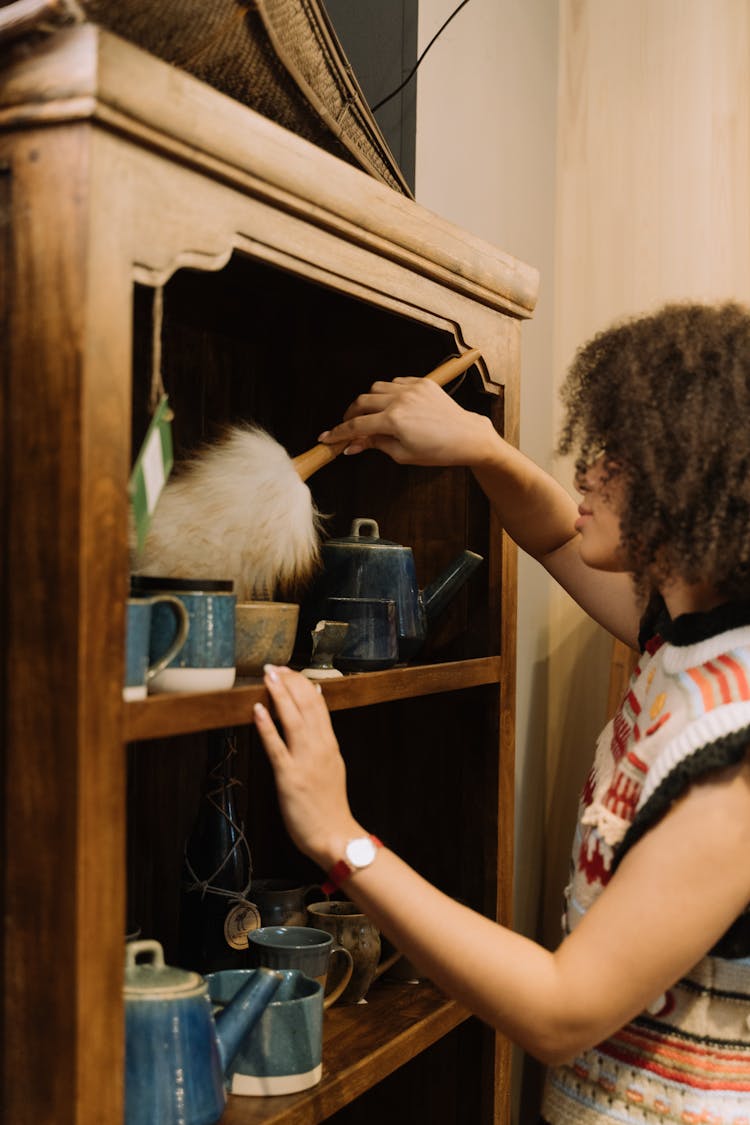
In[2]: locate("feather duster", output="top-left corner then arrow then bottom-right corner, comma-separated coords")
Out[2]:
132,424 -> 322,601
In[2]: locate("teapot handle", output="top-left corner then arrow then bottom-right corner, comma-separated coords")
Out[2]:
125,939 -> 165,970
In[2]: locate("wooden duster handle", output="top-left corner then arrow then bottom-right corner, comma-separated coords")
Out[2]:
292,348 -> 483,482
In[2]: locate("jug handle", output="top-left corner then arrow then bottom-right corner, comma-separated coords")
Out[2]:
373,947 -> 403,983
303,884 -> 325,907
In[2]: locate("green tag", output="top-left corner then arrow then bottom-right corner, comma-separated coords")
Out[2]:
129,395 -> 174,554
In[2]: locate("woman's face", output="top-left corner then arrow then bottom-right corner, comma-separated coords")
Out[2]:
574,456 -> 629,572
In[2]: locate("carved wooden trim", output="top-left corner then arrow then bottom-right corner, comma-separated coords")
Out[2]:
0,23 -> 539,319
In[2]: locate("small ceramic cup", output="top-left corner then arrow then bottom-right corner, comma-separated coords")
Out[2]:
306,901 -> 403,1004
324,596 -> 398,672
124,596 -> 189,700
234,601 -> 299,677
247,925 -> 353,1010
130,576 -> 236,693
206,968 -> 323,1097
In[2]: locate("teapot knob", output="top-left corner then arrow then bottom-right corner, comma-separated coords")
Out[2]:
350,517 -> 380,539
125,939 -> 165,970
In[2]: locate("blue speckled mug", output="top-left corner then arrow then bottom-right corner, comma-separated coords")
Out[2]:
131,576 -> 236,693
206,968 -> 323,1097
124,596 -> 189,701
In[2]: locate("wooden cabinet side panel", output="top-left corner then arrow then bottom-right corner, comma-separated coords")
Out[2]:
0,124 -> 129,1125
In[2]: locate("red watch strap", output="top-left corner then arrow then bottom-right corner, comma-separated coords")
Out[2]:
322,835 -> 382,895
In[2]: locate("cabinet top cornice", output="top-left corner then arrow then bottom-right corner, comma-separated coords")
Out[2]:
0,22 -> 538,317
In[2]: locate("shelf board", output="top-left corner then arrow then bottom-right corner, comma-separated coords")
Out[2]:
124,656 -> 502,742
222,980 -> 470,1125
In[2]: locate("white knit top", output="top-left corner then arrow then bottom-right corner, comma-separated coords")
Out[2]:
542,601 -> 750,1125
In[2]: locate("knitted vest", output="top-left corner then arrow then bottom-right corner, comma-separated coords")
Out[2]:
542,603 -> 750,1125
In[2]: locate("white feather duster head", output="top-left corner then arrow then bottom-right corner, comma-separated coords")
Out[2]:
132,424 -> 322,600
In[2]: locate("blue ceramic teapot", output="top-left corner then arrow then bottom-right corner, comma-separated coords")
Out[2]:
301,517 -> 483,662
124,939 -> 282,1125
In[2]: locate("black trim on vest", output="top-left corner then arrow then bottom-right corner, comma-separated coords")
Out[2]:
612,729 -> 750,957
665,600 -> 750,647
638,597 -> 750,651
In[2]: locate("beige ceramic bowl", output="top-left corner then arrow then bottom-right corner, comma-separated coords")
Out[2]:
235,601 -> 300,677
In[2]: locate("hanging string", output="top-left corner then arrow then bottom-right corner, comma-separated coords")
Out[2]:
183,734 -> 254,903
149,285 -> 169,415
371,0 -> 472,112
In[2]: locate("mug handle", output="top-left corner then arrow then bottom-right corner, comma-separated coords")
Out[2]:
146,595 -> 190,681
322,943 -> 354,1010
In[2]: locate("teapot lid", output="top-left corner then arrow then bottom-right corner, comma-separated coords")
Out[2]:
325,518 -> 404,550
124,939 -> 205,998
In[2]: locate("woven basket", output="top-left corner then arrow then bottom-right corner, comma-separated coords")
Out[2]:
79,0 -> 411,195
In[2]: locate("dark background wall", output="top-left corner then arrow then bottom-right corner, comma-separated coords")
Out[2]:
323,0 -> 418,191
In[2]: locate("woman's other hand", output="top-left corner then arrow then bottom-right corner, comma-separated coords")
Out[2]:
254,666 -> 362,870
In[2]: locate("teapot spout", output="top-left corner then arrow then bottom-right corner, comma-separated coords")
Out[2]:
421,550 -> 483,626
215,967 -> 283,1076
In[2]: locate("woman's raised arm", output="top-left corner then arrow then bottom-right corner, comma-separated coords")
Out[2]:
320,378 -> 641,646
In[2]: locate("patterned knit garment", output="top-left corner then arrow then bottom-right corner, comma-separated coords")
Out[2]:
542,608 -> 750,1124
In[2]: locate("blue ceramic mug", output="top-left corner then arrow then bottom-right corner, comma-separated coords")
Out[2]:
131,576 -> 236,693
206,968 -> 323,1097
124,596 -> 189,701
247,924 -> 353,1008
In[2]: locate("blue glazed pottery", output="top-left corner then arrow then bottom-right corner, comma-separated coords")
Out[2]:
124,940 -> 282,1125
325,596 -> 398,671
130,576 -> 236,692
299,518 -> 483,663
247,925 -> 353,1009
206,968 -> 324,1097
124,596 -> 189,700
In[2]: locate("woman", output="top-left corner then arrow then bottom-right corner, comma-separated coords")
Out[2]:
254,302 -> 750,1123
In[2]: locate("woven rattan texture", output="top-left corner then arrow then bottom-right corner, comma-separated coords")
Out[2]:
81,0 -> 411,194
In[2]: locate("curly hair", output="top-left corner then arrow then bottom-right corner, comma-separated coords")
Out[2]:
557,301 -> 750,600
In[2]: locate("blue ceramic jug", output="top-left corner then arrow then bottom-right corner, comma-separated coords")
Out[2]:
124,939 -> 282,1125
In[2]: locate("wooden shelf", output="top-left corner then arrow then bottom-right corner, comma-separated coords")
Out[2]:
124,656 -> 503,742
222,980 -> 470,1125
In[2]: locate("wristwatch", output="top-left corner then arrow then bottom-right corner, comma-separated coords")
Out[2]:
322,834 -> 383,894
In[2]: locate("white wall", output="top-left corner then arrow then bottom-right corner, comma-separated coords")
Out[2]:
415,1 -> 559,1117
416,0 -> 558,921
416,0 -> 557,949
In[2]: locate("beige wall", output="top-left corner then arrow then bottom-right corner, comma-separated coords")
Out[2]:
416,0 -> 750,1120
548,0 -> 750,944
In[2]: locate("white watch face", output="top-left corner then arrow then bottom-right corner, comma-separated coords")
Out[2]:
345,836 -> 377,869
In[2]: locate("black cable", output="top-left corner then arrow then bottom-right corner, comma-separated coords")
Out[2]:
370,0 -> 472,113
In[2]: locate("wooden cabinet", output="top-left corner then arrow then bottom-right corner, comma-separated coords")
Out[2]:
0,23 -> 537,1125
